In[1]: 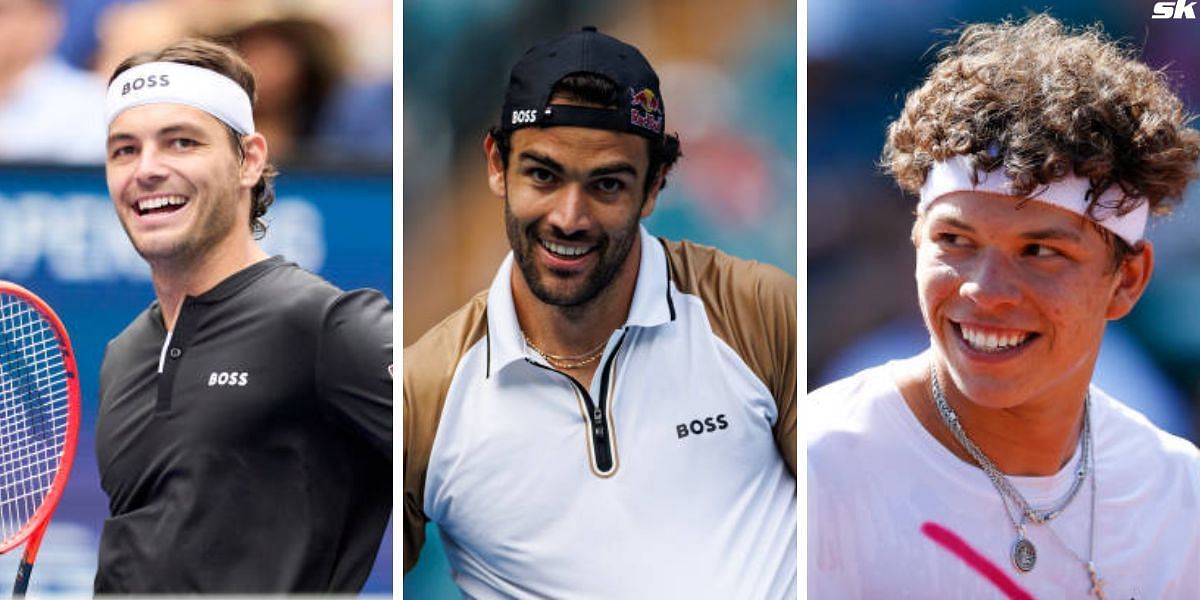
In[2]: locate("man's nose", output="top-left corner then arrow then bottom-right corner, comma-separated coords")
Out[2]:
134,147 -> 169,187
544,184 -> 592,236
959,249 -> 1021,309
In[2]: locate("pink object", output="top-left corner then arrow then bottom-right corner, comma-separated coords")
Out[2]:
921,521 -> 1035,600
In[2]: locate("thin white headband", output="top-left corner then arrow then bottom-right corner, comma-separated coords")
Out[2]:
918,155 -> 1148,245
106,62 -> 255,134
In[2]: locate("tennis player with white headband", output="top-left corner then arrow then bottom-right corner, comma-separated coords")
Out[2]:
106,61 -> 257,136
95,39 -> 393,594
919,153 -> 1150,246
809,14 -> 1200,599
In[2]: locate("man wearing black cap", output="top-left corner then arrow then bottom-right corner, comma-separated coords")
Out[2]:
404,27 -> 796,597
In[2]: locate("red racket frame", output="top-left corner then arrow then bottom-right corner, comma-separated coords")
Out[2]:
0,282 -> 81,595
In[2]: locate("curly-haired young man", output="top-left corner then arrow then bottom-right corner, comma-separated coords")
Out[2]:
808,14 -> 1200,598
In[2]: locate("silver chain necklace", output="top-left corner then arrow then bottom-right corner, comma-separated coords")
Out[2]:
930,364 -> 1106,598
930,366 -> 1090,525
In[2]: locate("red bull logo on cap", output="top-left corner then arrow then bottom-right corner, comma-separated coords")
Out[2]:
630,88 -> 661,114
629,87 -> 664,134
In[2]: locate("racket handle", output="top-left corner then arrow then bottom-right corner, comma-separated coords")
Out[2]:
11,526 -> 45,598
11,560 -> 31,598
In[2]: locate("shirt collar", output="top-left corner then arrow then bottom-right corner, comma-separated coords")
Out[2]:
188,255 -> 288,304
485,225 -> 675,377
625,225 -> 675,328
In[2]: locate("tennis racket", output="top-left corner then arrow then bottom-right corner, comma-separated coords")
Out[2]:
0,283 -> 80,597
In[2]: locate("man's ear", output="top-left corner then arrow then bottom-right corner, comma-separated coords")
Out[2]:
639,166 -> 666,219
1105,240 -> 1154,320
238,133 -> 268,188
484,133 -> 506,199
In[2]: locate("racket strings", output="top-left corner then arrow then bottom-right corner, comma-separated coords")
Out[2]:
0,294 -> 70,545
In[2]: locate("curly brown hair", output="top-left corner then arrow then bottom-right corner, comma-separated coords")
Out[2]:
882,14 -> 1200,219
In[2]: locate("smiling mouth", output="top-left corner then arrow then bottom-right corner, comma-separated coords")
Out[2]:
953,321 -> 1038,353
136,195 -> 188,216
540,239 -> 594,259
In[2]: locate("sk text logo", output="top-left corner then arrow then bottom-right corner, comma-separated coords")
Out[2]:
1152,0 -> 1196,19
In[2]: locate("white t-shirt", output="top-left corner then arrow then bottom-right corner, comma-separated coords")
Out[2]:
807,359 -> 1200,599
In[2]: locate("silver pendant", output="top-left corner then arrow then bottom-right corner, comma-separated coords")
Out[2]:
1012,537 -> 1037,572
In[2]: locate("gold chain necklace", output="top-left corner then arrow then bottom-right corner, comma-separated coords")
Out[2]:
522,333 -> 607,370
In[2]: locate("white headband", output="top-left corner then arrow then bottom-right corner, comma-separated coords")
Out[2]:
106,62 -> 255,134
918,154 -> 1148,245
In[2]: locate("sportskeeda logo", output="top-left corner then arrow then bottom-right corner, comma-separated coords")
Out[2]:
1153,0 -> 1196,19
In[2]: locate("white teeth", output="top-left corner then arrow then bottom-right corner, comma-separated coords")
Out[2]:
960,325 -> 1030,352
542,240 -> 590,257
137,195 -> 187,212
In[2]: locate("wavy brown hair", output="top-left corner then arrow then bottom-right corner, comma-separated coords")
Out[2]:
110,38 -> 278,238
882,14 -> 1200,220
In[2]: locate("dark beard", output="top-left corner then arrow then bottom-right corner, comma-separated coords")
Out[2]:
504,199 -> 640,311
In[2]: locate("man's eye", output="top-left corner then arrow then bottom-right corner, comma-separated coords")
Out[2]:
936,233 -> 970,247
110,146 -> 136,158
594,178 -> 625,194
170,138 -> 198,150
528,168 -> 555,184
1025,243 -> 1061,258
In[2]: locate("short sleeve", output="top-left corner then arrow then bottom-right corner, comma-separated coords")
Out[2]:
316,289 -> 393,459
763,266 -> 797,476
663,239 -> 796,476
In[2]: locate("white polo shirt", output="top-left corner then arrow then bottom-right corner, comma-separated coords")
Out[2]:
404,227 -> 796,598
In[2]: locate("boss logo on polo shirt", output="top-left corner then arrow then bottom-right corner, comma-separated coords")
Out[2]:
122,74 -> 170,95
676,414 -> 729,439
207,371 -> 248,387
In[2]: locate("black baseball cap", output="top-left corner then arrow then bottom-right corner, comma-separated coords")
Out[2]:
500,26 -> 664,139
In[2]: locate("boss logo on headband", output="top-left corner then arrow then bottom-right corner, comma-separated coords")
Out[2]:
121,74 -> 171,96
